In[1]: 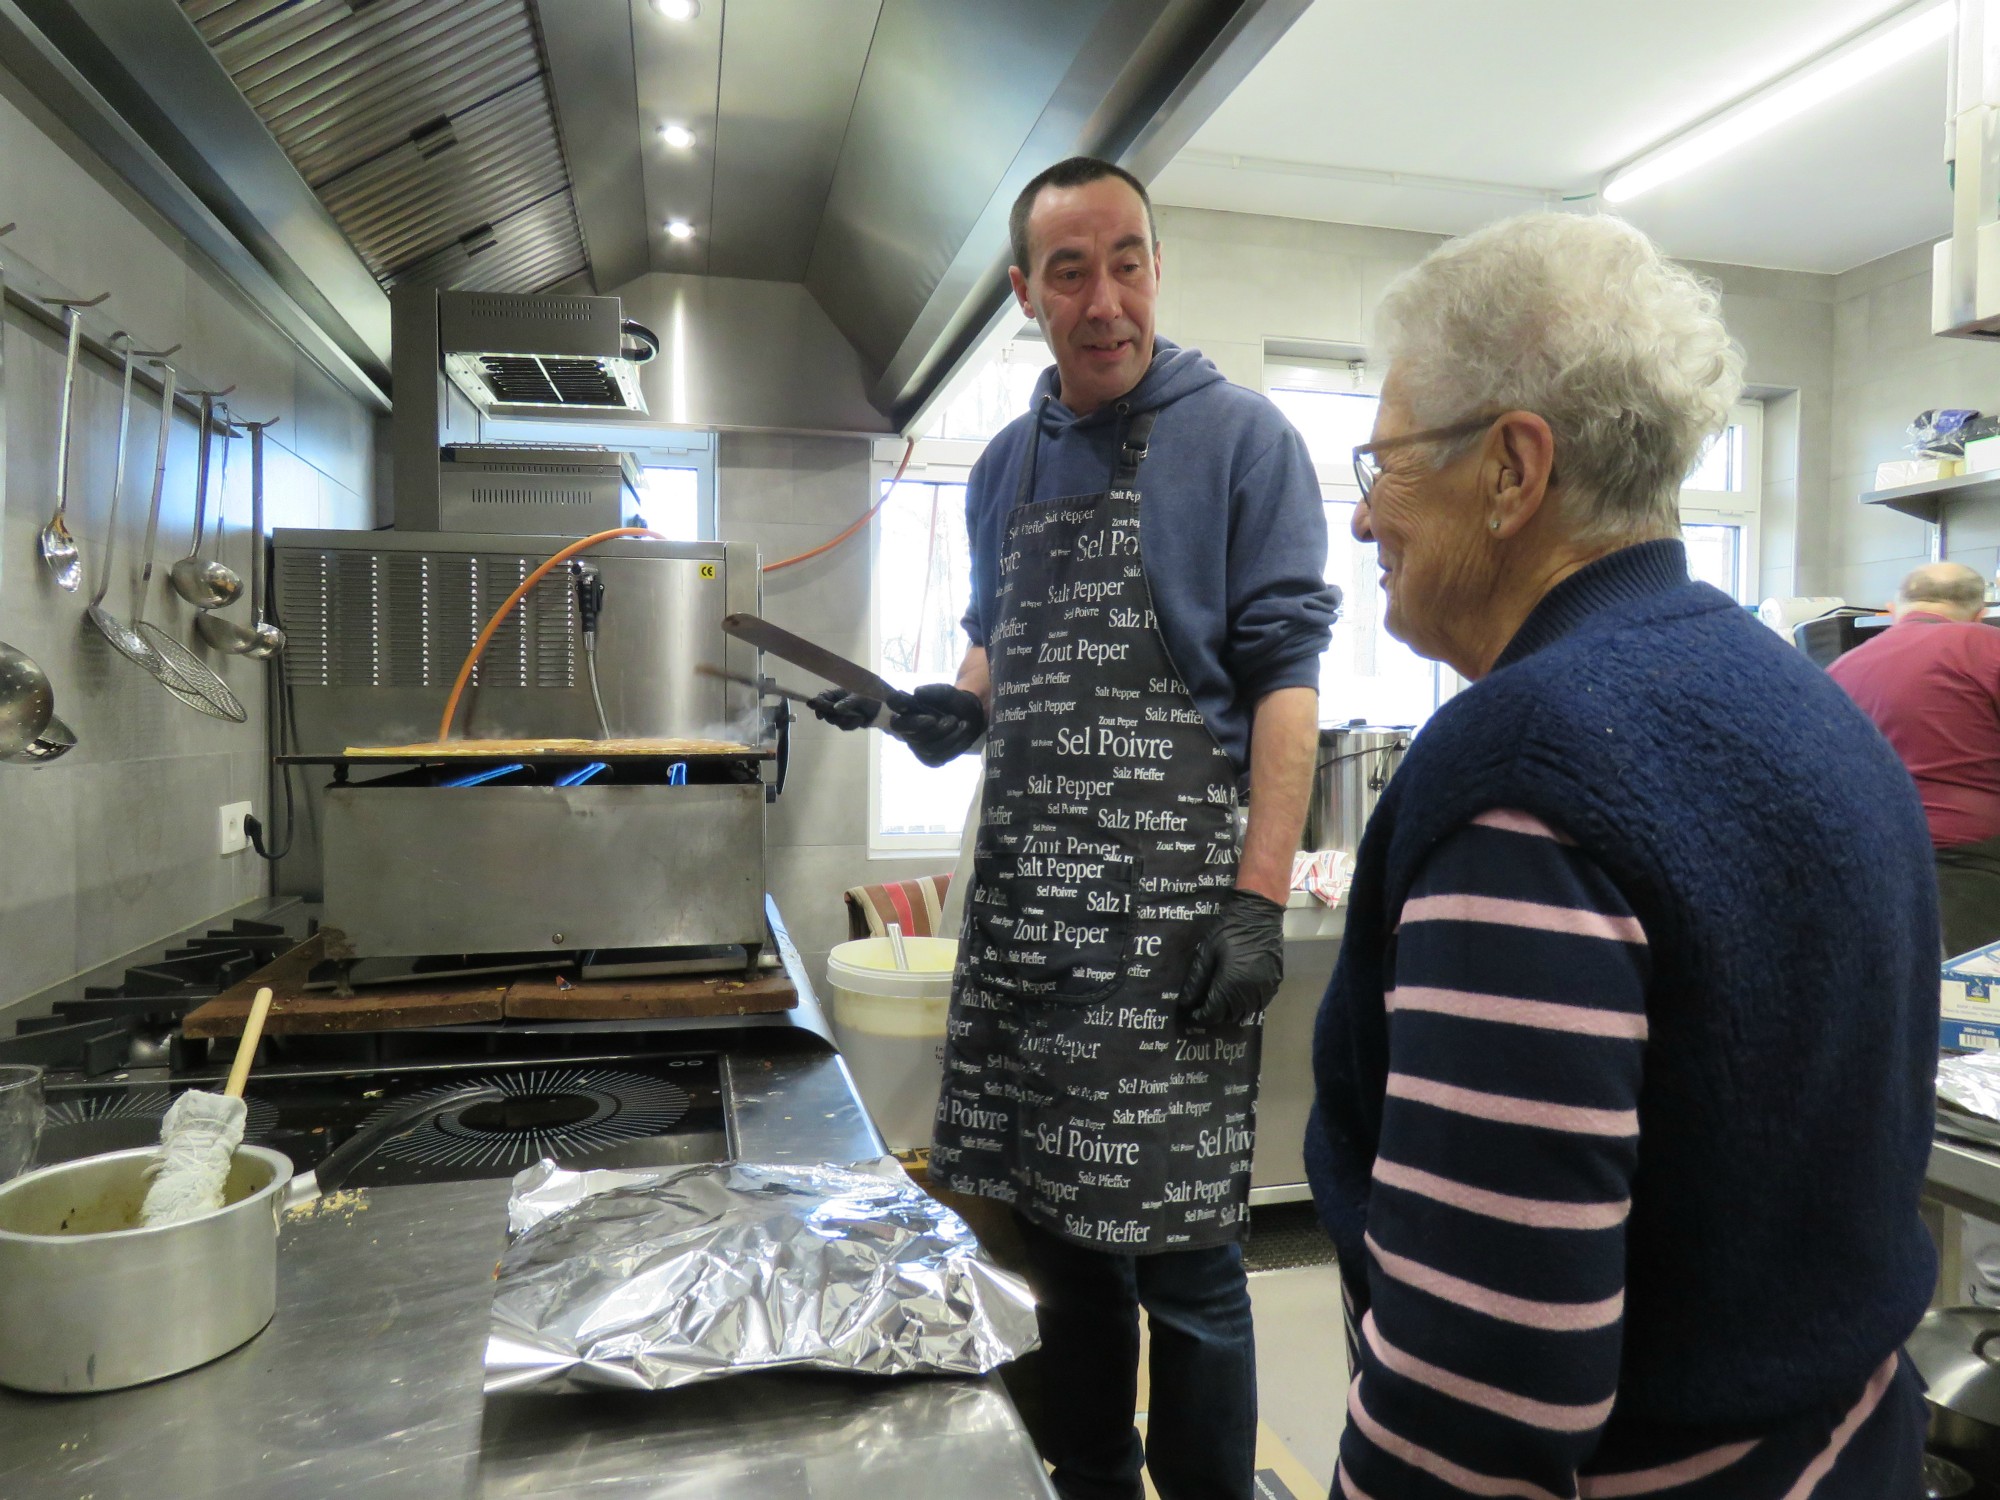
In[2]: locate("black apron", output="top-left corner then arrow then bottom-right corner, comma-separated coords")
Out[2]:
931,403 -> 1262,1253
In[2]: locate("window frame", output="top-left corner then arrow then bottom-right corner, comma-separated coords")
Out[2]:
866,438 -> 982,858
1263,359 -> 1462,730
1676,400 -> 1764,605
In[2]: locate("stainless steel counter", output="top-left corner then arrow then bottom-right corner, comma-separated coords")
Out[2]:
0,910 -> 1058,1499
1930,1135 -> 2000,1220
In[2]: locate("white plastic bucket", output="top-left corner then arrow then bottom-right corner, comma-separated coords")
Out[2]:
826,936 -> 956,1151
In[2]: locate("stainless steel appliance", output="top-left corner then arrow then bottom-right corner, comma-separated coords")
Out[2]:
392,287 -> 658,534
438,441 -> 639,536
271,530 -> 779,964
438,290 -> 657,420
1306,724 -> 1412,855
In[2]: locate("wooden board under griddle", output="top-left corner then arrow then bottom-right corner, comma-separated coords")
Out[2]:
182,930 -> 797,1036
183,932 -> 507,1036
505,970 -> 795,1021
343,737 -> 757,758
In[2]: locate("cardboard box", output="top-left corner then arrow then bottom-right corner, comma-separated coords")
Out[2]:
1943,940 -> 2000,1049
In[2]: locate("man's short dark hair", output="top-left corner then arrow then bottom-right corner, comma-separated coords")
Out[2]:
1008,156 -> 1157,276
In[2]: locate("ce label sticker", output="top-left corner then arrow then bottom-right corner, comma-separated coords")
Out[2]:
699,564 -> 717,579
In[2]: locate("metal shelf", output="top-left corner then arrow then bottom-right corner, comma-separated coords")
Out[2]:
1861,470 -> 2000,525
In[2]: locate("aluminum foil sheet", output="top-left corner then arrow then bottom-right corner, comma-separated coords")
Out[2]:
484,1156 -> 1039,1394
1941,1052 -> 2000,1142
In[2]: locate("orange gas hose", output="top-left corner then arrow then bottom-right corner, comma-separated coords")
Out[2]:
436,527 -> 662,743
761,438 -> 916,573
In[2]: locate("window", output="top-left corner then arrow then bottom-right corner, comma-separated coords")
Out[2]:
1677,403 -> 1763,604
870,443 -> 982,854
922,339 -> 1049,442
1267,362 -> 1452,732
635,464 -> 702,539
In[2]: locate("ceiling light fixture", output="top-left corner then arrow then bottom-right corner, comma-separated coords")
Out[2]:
659,122 -> 696,151
651,0 -> 699,19
1602,0 -> 1952,205
665,219 -> 695,241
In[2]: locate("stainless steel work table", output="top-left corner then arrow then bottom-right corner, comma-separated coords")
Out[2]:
0,921 -> 1058,1499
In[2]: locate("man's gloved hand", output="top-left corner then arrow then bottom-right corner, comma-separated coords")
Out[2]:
807,689 -> 883,732
807,683 -> 985,768
1182,887 -> 1287,1026
889,683 -> 986,767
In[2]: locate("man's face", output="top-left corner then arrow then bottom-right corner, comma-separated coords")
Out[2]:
1010,177 -> 1159,417
1354,371 -> 1494,664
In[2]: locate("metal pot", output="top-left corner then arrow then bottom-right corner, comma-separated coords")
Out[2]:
1305,723 -> 1412,856
0,1084 -> 502,1393
0,1144 -> 291,1392
1908,1307 -> 2000,1482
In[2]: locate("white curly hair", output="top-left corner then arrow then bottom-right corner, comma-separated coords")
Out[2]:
1372,212 -> 1745,544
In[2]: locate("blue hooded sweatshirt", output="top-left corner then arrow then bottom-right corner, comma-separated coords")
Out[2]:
960,337 -> 1339,774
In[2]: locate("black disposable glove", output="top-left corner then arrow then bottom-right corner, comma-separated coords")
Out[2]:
1183,887 -> 1287,1026
808,683 -> 986,768
807,689 -> 885,732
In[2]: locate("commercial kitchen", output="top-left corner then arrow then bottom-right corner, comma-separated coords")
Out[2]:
3,1 -> 2000,1496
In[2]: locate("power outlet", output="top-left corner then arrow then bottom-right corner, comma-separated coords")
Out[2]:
218,802 -> 252,856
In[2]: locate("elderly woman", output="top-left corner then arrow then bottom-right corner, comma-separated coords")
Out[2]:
1307,214 -> 1937,1499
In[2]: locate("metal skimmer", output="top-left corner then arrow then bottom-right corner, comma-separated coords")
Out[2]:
128,368 -> 246,723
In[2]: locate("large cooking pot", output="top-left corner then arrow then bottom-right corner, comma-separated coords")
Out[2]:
0,1084 -> 501,1393
1908,1307 -> 2000,1485
1305,723 -> 1412,856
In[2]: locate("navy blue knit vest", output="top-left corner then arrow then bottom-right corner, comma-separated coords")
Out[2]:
1307,540 -> 1939,1427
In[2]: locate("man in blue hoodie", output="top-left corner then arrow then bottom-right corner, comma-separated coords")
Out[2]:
814,157 -> 1337,1500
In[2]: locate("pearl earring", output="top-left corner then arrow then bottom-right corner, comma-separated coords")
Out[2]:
1489,519 -> 1500,531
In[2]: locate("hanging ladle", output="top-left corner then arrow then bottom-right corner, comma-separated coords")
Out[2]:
85,335 -> 182,675
0,229 -> 71,768
168,389 -> 241,610
194,417 -> 283,659
35,294 -> 107,593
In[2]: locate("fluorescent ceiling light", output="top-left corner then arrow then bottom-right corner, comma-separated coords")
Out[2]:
665,219 -> 695,241
1603,1 -> 1952,205
659,122 -> 695,151
651,0 -> 699,18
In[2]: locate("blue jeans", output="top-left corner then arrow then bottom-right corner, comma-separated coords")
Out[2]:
1012,1212 -> 1258,1500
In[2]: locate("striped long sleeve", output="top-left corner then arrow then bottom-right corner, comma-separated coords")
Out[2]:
1337,808 -> 1649,1500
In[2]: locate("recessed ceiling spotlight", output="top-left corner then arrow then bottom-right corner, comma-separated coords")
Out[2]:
651,0 -> 699,19
659,122 -> 696,151
665,219 -> 695,241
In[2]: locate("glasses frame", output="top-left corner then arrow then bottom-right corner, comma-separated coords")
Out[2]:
1352,414 -> 1502,502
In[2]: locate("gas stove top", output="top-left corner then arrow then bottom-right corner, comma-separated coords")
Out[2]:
37,1052 -> 726,1186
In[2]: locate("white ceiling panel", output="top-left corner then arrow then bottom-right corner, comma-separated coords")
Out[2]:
1159,0 -> 1953,272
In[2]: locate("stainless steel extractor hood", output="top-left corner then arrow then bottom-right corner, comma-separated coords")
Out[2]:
0,0 -> 1310,432
439,290 -> 658,418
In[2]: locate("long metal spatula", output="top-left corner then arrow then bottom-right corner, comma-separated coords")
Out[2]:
719,612 -> 911,727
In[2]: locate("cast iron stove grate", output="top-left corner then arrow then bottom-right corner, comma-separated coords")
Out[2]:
0,917 -> 303,1077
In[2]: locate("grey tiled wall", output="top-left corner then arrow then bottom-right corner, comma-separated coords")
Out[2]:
1822,243 -> 2000,604
0,87 -> 375,1013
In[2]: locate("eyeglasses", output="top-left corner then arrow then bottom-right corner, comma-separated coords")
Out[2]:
1352,415 -> 1502,503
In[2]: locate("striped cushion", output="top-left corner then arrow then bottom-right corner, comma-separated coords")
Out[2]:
844,874 -> 953,940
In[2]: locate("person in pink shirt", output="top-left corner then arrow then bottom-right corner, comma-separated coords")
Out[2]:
1827,561 -> 2000,955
